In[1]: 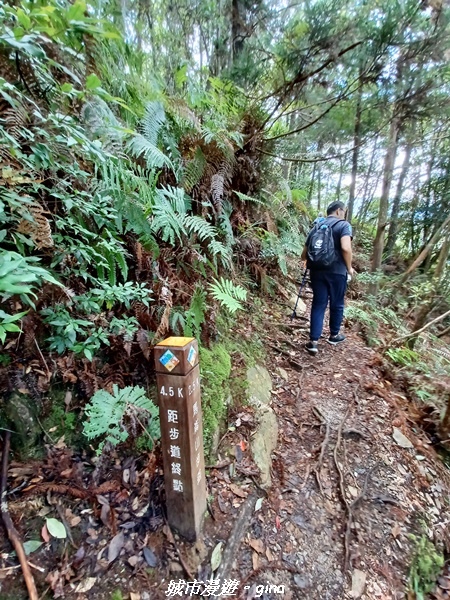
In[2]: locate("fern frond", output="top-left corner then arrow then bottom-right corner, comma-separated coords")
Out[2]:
208,277 -> 247,314
207,240 -> 232,267
435,347 -> 450,362
141,101 -> 166,146
169,309 -> 185,335
183,215 -> 217,242
150,198 -> 186,245
157,186 -> 190,215
184,286 -> 206,338
234,191 -> 265,205
183,147 -> 206,192
127,134 -> 173,170
211,173 -> 224,214
83,385 -> 160,454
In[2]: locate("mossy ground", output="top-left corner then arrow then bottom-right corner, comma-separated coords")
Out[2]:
199,305 -> 266,457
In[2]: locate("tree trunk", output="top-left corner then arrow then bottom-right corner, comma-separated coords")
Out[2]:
336,155 -> 344,201
385,141 -> 412,258
317,165 -> 322,211
423,142 -> 438,244
361,137 -> 379,208
232,0 -> 245,62
307,162 -> 316,206
348,78 -> 363,223
434,234 -> 450,281
401,214 -> 450,283
370,116 -> 400,290
407,301 -> 436,349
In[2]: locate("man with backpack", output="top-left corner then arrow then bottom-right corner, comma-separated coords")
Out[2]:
301,201 -> 354,355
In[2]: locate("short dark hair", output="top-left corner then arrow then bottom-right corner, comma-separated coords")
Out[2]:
327,201 -> 346,215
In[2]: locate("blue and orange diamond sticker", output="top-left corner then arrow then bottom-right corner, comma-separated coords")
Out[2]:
187,346 -> 197,367
160,350 -> 180,372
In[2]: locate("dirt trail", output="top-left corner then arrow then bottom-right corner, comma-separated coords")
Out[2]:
1,307 -> 449,600
215,314 -> 450,600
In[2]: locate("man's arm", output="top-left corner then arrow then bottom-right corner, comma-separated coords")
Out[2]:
301,245 -> 307,261
340,235 -> 354,276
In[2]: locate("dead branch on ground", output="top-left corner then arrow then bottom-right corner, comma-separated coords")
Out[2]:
391,308 -> 450,344
1,431 -> 39,600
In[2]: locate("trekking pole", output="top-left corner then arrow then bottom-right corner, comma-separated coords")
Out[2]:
290,269 -> 309,320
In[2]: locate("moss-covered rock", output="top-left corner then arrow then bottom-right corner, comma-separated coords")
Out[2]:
199,343 -> 232,456
2,391 -> 42,459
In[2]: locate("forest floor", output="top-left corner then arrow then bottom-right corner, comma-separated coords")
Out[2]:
1,293 -> 450,600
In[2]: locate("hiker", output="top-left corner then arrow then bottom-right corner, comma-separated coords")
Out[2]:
301,201 -> 354,355
312,212 -> 325,226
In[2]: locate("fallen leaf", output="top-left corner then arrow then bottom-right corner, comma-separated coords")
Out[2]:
266,547 -> 275,562
120,521 -> 136,530
135,503 -> 149,517
239,440 -> 248,451
275,515 -> 281,530
41,524 -> 50,543
45,569 -> 65,597
130,593 -> 141,600
143,546 -> 158,567
54,435 -> 66,449
70,516 -> 81,527
23,540 -> 43,555
351,569 -> 366,598
46,518 -> 67,539
254,498 -> 263,512
123,468 -> 130,484
252,551 -> 259,570
392,427 -> 413,449
107,532 -> 124,563
75,577 -> 97,593
100,503 -> 111,526
391,522 -> 402,538
249,538 -> 264,554
229,484 -> 247,498
211,542 -> 223,572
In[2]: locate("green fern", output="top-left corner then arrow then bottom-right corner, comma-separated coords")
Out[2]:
141,101 -> 166,146
150,194 -> 186,244
184,286 -> 206,338
208,277 -> 247,314
169,308 -> 186,335
183,214 -> 217,242
83,385 -> 160,454
127,133 -> 173,170
233,191 -> 265,205
207,240 -> 232,268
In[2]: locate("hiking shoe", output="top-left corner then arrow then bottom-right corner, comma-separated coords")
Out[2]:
305,341 -> 318,355
327,333 -> 346,345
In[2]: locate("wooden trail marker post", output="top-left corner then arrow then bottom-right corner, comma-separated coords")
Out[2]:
154,337 -> 206,541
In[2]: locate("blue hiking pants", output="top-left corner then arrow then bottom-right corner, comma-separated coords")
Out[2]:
309,271 -> 347,341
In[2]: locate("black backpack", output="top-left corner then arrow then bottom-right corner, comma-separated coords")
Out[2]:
306,217 -> 339,268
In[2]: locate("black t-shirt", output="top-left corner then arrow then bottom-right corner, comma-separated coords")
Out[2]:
306,216 -> 353,276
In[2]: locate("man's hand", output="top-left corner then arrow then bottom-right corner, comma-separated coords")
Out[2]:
348,267 -> 355,277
